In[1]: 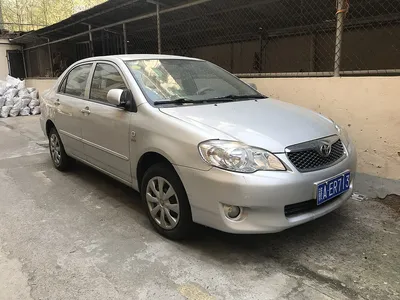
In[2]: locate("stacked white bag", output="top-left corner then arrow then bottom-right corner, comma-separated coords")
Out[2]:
0,75 -> 41,118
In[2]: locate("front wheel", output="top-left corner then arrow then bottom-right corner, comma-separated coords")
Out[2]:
49,127 -> 70,171
141,163 -> 193,240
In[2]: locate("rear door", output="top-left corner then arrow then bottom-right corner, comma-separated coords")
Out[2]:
55,63 -> 93,159
80,61 -> 132,183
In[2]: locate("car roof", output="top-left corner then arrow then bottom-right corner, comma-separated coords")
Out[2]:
76,54 -> 203,64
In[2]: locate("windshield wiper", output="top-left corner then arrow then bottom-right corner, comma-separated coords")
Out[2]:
153,94 -> 265,106
209,94 -> 266,101
154,97 -> 235,106
154,98 -> 198,105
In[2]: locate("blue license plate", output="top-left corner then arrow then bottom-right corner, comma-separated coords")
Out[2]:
316,171 -> 350,205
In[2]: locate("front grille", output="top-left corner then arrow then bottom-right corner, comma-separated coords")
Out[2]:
287,139 -> 345,172
284,197 -> 340,217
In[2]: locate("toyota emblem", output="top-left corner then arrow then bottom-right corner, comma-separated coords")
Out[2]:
319,143 -> 332,157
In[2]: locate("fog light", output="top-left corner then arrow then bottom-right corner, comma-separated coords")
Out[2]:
223,205 -> 242,219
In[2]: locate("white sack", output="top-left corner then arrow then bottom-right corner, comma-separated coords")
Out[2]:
29,99 -> 40,108
18,88 -> 30,98
0,80 -> 11,95
20,106 -> 31,116
21,97 -> 31,107
30,90 -> 38,99
31,106 -> 41,115
5,98 -> 14,106
6,75 -> 20,87
10,98 -> 22,117
0,106 -> 12,118
17,80 -> 26,90
4,88 -> 18,100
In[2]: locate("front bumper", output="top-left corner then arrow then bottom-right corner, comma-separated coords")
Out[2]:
174,143 -> 357,234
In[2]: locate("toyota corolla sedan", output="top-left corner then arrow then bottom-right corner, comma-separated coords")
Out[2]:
40,54 -> 357,239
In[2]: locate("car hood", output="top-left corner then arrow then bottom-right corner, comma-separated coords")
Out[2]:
159,98 -> 337,153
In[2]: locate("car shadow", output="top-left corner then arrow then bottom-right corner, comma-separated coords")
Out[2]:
69,160 -> 145,214
184,210 -> 347,258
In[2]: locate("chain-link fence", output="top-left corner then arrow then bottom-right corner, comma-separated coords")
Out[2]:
120,0 -> 400,77
21,0 -> 400,78
340,0 -> 400,75
160,0 -> 338,76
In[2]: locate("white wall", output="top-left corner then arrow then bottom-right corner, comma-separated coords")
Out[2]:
0,39 -> 21,80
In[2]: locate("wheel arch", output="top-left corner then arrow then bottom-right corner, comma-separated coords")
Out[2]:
45,119 -> 56,137
136,151 -> 176,191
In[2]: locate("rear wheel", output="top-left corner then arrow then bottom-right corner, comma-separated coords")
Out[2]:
49,127 -> 70,171
141,163 -> 193,240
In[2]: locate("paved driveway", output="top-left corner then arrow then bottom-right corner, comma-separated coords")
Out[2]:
0,116 -> 399,300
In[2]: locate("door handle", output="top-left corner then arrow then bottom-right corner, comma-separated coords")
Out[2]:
80,106 -> 91,114
54,99 -> 60,106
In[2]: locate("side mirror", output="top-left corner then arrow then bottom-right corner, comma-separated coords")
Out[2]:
107,89 -> 137,112
248,83 -> 258,90
107,89 -> 123,106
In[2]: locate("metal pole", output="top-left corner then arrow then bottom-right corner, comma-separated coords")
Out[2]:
101,30 -> 106,55
123,23 -> 128,54
47,38 -> 53,77
259,33 -> 262,73
236,72 -> 334,78
230,43 -> 234,72
21,47 -> 27,78
309,34 -> 315,72
88,24 -> 94,57
235,69 -> 400,78
38,46 -> 43,77
340,69 -> 400,75
334,0 -> 346,77
156,3 -> 161,54
26,49 -> 30,77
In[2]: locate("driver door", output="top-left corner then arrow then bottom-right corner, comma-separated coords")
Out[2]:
80,62 -> 132,183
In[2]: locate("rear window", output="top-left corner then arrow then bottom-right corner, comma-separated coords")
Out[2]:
63,64 -> 92,97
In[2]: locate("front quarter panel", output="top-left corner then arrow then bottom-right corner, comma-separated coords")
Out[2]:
131,104 -> 214,180
40,82 -> 61,136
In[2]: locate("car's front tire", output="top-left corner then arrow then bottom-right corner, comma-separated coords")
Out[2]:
49,127 -> 70,171
141,163 -> 193,240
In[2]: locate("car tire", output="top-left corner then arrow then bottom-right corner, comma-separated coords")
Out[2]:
49,127 -> 70,171
141,163 -> 193,240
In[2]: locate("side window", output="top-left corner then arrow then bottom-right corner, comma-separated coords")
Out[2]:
90,63 -> 127,103
58,77 -> 67,93
64,64 -> 92,97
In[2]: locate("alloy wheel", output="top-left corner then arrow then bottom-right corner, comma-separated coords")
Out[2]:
50,134 -> 61,166
146,176 -> 180,230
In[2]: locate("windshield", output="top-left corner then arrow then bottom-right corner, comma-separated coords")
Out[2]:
125,59 -> 263,105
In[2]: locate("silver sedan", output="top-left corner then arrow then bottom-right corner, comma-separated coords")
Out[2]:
40,54 -> 357,239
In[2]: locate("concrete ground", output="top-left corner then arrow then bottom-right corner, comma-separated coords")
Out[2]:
0,115 -> 399,300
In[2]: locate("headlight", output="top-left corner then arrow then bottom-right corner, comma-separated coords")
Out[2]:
198,140 -> 286,173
